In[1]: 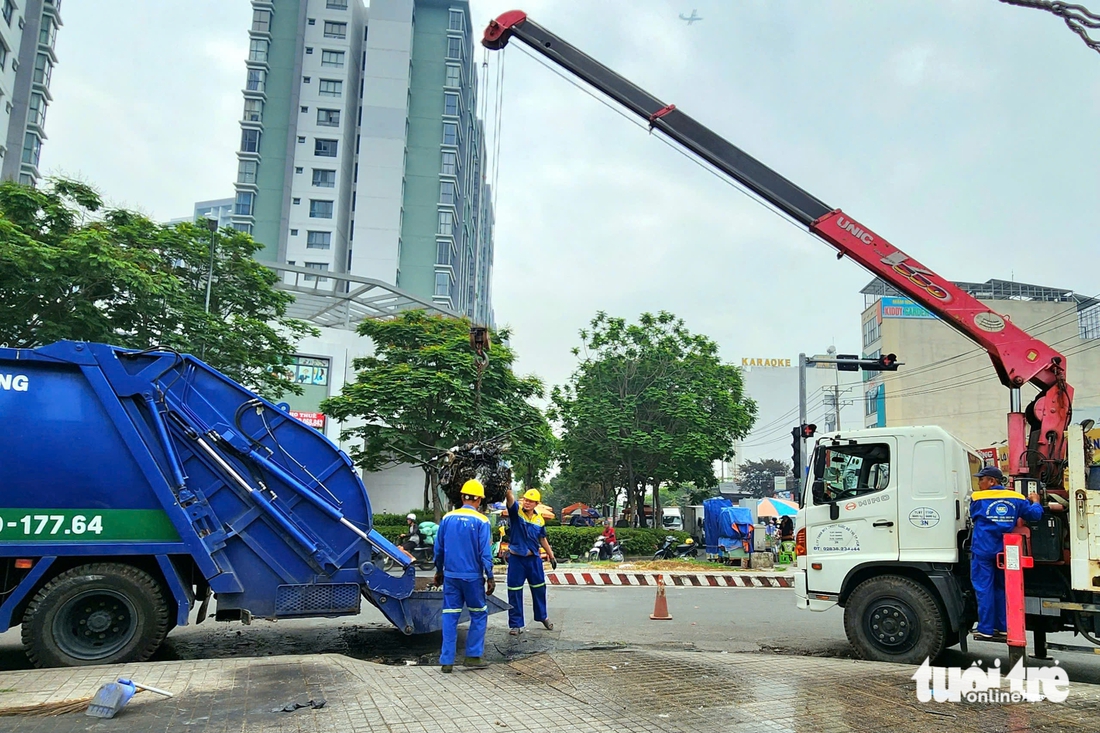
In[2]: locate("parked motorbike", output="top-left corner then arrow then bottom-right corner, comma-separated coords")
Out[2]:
383,540 -> 435,571
653,535 -> 698,560
588,536 -> 624,562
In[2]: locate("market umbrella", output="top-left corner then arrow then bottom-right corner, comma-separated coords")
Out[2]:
535,503 -> 556,520
757,497 -> 798,518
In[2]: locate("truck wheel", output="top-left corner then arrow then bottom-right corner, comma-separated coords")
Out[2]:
844,575 -> 945,665
21,563 -> 170,668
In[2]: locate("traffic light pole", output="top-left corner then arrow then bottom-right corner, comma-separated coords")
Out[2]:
798,352 -> 808,493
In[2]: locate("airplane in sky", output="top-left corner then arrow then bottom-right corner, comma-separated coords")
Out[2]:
679,9 -> 703,25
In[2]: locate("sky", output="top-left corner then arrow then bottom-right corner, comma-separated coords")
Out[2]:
43,0 -> 1100,403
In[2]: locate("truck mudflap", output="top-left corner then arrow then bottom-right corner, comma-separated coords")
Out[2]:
365,577 -> 509,634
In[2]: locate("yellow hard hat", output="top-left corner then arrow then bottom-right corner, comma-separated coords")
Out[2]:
522,488 -> 541,502
461,479 -> 485,498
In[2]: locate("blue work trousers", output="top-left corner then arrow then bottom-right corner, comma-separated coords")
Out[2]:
506,553 -> 547,628
971,552 -> 1006,635
439,577 -> 487,665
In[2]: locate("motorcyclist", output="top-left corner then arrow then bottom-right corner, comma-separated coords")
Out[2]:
601,520 -> 617,545
399,513 -> 421,558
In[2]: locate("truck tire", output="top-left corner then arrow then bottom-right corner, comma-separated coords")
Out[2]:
843,575 -> 946,665
21,563 -> 170,668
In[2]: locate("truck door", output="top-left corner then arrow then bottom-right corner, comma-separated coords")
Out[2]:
803,438 -> 899,595
897,438 -> 959,561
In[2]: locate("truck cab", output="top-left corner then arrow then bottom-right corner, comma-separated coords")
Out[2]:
795,426 -> 981,663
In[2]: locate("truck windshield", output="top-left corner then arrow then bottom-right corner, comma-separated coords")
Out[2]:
811,443 -> 891,505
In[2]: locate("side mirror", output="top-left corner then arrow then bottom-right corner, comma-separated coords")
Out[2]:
829,502 -> 840,521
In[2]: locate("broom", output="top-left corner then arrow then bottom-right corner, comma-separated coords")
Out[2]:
0,697 -> 96,717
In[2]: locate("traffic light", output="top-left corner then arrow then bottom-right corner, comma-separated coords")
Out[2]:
791,427 -> 802,484
835,354 -> 860,372
866,353 -> 898,372
792,423 -> 817,485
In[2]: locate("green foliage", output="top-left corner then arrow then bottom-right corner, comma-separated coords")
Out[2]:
373,510 -> 433,526
0,179 -> 314,397
551,311 -> 756,526
545,527 -> 691,557
739,458 -> 792,498
321,311 -> 552,515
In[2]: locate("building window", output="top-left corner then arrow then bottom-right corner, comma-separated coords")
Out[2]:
445,64 -> 461,88
295,166 -> 304,174
240,129 -> 260,153
243,98 -> 263,122
435,271 -> 452,297
442,122 -> 458,146
318,79 -> 342,97
317,108 -> 340,126
308,18 -> 316,25
2,0 -> 14,26
327,0 -> 348,9
293,198 -> 301,205
252,9 -> 271,32
33,54 -> 52,86
862,316 -> 881,348
232,222 -> 252,234
321,50 -> 345,68
437,210 -> 454,236
436,240 -> 452,265
443,92 -> 459,117
237,160 -> 258,184
21,133 -> 40,167
324,21 -> 347,39
304,262 -> 329,282
298,136 -> 306,143
246,68 -> 265,92
305,47 -> 313,55
0,41 -> 7,71
303,76 -> 311,84
309,200 -> 334,218
312,169 -> 336,187
448,9 -> 464,31
39,17 -> 57,47
248,39 -> 269,62
234,191 -> 254,216
440,181 -> 456,206
307,231 -> 332,249
314,138 -> 338,157
441,151 -> 457,176
27,93 -> 45,128
446,36 -> 462,60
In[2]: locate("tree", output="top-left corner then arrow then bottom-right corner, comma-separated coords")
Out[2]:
739,458 -> 791,499
319,310 -> 550,517
552,311 -> 756,526
0,178 -> 314,397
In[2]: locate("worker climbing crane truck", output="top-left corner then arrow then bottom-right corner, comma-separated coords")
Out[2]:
482,10 -> 1100,664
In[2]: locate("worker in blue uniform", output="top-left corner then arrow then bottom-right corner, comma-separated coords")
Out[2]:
505,487 -> 557,635
433,479 -> 495,672
969,466 -> 1043,642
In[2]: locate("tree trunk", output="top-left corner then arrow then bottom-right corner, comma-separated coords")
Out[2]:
422,468 -> 431,512
652,480 -> 662,530
430,470 -> 442,522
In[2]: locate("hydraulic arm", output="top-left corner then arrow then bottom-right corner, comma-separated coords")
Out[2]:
483,11 -> 1073,488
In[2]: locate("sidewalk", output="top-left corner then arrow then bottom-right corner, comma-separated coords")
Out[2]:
2,648 -> 1098,732
492,563 -> 796,588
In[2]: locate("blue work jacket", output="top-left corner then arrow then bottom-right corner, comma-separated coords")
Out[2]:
435,506 -> 493,581
970,487 -> 1044,557
507,500 -> 546,557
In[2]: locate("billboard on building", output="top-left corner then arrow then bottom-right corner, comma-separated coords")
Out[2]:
879,296 -> 935,320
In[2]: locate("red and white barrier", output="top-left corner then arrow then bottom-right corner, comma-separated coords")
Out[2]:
539,571 -> 793,588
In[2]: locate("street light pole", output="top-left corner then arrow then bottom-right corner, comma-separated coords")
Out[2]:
203,214 -> 219,314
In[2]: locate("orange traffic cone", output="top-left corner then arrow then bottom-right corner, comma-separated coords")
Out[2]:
649,576 -> 672,620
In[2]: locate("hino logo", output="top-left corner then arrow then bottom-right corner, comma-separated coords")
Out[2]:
836,216 -> 873,244
0,374 -> 29,392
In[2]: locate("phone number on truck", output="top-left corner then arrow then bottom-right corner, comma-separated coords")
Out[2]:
0,514 -> 104,537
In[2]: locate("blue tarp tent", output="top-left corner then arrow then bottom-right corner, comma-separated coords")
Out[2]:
703,497 -> 732,555
718,506 -> 754,555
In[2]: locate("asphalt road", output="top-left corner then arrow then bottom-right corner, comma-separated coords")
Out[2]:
4,585 -> 1100,683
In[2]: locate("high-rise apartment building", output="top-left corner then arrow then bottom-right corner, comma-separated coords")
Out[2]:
233,0 -> 494,324
0,0 -> 61,185
169,198 -> 235,228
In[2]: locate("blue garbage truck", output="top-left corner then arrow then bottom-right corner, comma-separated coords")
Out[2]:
0,341 -> 505,667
